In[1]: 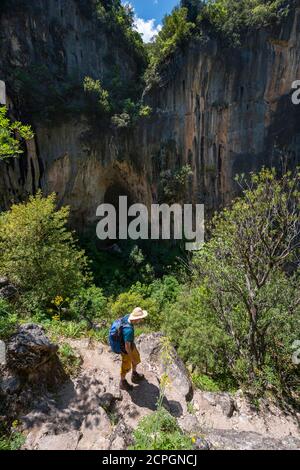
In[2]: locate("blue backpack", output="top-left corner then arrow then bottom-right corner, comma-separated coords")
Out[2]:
109,316 -> 130,354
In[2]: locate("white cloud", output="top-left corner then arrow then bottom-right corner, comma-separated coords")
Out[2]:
134,17 -> 162,43
122,1 -> 161,43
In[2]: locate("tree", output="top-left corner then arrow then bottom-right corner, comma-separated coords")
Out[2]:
191,168 -> 300,395
83,76 -> 111,114
181,0 -> 205,22
149,7 -> 195,68
199,0 -> 291,45
0,106 -> 33,161
0,192 -> 91,309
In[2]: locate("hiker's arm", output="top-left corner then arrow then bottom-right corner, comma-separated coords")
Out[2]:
125,341 -> 134,359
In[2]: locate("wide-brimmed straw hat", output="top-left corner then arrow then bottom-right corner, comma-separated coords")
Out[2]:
129,307 -> 148,322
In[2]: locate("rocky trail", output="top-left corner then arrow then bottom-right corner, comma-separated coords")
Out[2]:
1,325 -> 300,450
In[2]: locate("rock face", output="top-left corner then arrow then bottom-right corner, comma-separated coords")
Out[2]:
0,0 -> 148,226
136,332 -> 193,402
7,324 -> 59,376
1,3 -> 300,226
139,6 -> 300,211
0,324 -> 64,429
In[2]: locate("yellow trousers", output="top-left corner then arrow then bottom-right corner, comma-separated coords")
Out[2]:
121,345 -> 141,377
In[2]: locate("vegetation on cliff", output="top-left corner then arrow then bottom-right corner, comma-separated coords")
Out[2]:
146,0 -> 292,86
0,107 -> 33,161
1,0 -> 148,126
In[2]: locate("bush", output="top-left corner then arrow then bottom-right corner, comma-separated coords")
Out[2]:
58,343 -> 82,377
191,169 -> 300,397
199,0 -> 291,45
83,76 -> 111,115
192,373 -> 221,392
0,106 -> 33,160
164,286 -> 236,379
159,165 -> 193,204
0,299 -> 18,340
110,276 -> 181,330
0,192 -> 91,311
69,286 -> 109,322
147,7 -> 195,77
0,431 -> 25,451
131,408 -> 193,450
110,285 -> 158,326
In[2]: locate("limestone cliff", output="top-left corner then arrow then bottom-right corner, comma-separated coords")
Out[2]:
140,5 -> 300,210
0,0 -> 148,227
1,1 -> 300,227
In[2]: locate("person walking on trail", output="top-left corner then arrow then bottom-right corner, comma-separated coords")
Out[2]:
109,307 -> 148,391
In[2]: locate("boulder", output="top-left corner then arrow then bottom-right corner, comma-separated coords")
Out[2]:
36,431 -> 81,450
0,374 -> 21,395
178,413 -> 202,434
0,277 -> 9,287
109,420 -> 134,450
136,333 -> 193,401
202,429 -> 300,450
202,392 -> 236,418
0,282 -> 17,300
7,324 -> 58,374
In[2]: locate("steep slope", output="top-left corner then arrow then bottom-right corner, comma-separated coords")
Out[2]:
2,328 -> 300,450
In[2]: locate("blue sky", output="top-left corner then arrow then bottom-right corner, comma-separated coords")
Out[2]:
123,1 -> 180,42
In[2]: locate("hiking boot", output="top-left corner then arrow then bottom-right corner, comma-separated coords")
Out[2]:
131,371 -> 145,384
120,379 -> 133,391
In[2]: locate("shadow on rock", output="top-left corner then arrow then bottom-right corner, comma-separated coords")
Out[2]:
129,378 -> 183,417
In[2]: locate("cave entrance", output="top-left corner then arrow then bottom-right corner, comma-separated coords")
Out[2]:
104,182 -> 133,210
100,182 -> 134,247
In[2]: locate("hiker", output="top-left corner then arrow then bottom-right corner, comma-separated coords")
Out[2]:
109,307 -> 148,391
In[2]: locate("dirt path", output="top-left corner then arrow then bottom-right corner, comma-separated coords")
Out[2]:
20,335 -> 300,450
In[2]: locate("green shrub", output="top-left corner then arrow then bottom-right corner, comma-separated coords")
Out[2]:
42,319 -> 91,340
58,343 -> 82,377
0,106 -> 33,160
110,276 -> 181,330
191,169 -> 300,397
199,0 -> 291,46
110,286 -> 158,327
192,373 -> 221,392
164,286 -> 236,379
131,408 -> 193,450
0,431 -> 25,451
0,192 -> 91,311
0,299 -> 18,340
69,286 -> 109,321
159,165 -> 193,204
83,76 -> 111,114
147,7 -> 195,79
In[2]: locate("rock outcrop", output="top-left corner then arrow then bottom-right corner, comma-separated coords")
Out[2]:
1,329 -> 299,450
0,277 -> 17,300
0,324 -> 65,429
7,324 -> 59,373
1,3 -> 300,226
